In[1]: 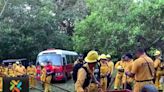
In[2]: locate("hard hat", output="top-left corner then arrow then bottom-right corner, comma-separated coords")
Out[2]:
106,54 -> 111,58
85,50 -> 99,63
154,50 -> 161,56
98,54 -> 107,60
117,65 -> 123,69
16,61 -> 20,64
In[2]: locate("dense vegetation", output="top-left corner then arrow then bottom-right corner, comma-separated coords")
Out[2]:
0,0 -> 164,60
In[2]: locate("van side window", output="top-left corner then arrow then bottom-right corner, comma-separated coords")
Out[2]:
66,55 -> 76,64
66,55 -> 70,64
63,57 -> 66,65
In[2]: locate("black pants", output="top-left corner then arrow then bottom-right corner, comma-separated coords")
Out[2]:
123,83 -> 132,90
107,75 -> 111,88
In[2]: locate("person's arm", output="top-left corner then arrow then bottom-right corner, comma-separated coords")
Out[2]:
154,59 -> 160,70
34,67 -> 37,75
126,61 -> 138,78
115,61 -> 120,69
26,67 -> 29,75
110,62 -> 114,75
75,68 -> 86,92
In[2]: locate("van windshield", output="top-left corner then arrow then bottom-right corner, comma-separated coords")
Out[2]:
37,53 -> 62,66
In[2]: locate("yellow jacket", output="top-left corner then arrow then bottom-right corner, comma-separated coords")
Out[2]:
75,63 -> 93,92
15,65 -> 26,76
41,68 -> 46,82
100,62 -> 110,77
7,68 -> 15,77
0,66 -> 5,75
123,60 -> 133,83
27,65 -> 37,75
107,61 -> 114,75
154,58 -> 162,71
3,67 -> 8,76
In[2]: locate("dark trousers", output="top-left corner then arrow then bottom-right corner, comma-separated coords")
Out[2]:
123,83 -> 132,90
107,75 -> 111,88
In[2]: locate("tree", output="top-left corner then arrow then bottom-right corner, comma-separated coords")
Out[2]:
0,0 -> 88,60
73,0 -> 164,58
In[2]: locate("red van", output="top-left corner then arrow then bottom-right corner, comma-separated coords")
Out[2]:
36,49 -> 78,82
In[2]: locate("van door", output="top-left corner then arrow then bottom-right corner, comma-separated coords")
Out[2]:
64,55 -> 74,78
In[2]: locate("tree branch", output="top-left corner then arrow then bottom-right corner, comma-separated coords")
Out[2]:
0,0 -> 9,17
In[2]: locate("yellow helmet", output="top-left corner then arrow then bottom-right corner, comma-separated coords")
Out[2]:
98,54 -> 107,60
106,54 -> 111,58
85,50 -> 99,63
154,50 -> 161,56
117,65 -> 123,69
16,61 -> 20,64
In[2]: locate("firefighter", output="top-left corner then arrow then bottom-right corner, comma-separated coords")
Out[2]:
74,54 -> 84,66
44,61 -> 54,92
0,63 -> 5,91
122,53 -> 133,90
27,62 -> 37,89
154,50 -> 162,90
7,63 -> 15,77
75,50 -> 99,92
106,54 -> 114,88
126,48 -> 155,92
41,65 -> 46,90
114,55 -> 126,90
15,62 -> 26,77
99,54 -> 110,92
160,59 -> 164,92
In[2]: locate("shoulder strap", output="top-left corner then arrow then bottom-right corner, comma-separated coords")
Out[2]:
82,67 -> 89,74
143,58 -> 154,77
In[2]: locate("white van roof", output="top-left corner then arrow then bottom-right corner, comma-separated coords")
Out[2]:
38,49 -> 78,56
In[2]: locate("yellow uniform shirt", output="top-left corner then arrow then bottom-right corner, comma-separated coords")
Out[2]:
15,65 -> 26,76
27,65 -> 37,75
75,63 -> 92,92
154,58 -> 161,71
107,61 -> 114,75
123,60 -> 134,83
7,68 -> 15,77
100,62 -> 110,76
41,68 -> 46,82
131,55 -> 155,81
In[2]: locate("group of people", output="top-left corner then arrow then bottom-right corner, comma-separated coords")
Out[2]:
0,61 -> 54,92
0,61 -> 36,88
74,48 -> 164,92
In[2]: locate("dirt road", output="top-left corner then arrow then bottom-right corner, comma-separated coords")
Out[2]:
30,79 -> 74,92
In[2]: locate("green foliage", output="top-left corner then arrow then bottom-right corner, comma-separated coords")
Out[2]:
0,0 -> 87,60
73,0 -> 164,57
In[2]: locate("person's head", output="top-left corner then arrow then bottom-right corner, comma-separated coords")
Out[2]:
124,53 -> 133,61
19,62 -> 22,66
8,63 -> 12,68
135,48 -> 145,58
84,50 -> 99,69
47,61 -> 52,66
29,62 -> 33,66
78,54 -> 84,62
121,55 -> 126,61
99,54 -> 108,64
16,61 -> 20,65
106,54 -> 111,61
154,50 -> 161,58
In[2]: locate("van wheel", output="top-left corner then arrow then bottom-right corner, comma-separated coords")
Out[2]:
141,85 -> 158,92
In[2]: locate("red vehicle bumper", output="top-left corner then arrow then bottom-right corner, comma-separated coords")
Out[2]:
54,76 -> 64,81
